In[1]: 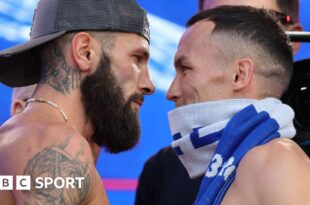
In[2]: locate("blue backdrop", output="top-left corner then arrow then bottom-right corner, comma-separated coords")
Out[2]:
0,0 -> 309,204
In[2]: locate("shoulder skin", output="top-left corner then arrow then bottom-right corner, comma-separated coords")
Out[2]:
0,117 -> 109,205
234,138 -> 310,205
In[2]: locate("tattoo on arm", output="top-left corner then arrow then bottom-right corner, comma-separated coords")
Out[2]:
22,138 -> 92,205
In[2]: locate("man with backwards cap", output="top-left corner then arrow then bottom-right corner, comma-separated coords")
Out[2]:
0,0 -> 154,204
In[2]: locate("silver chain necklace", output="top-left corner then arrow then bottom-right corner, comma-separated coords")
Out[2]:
25,98 -> 68,122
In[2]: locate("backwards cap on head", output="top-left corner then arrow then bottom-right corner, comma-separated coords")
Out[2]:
0,0 -> 150,87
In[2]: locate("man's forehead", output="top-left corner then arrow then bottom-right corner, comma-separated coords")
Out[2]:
177,20 -> 215,54
202,0 -> 280,11
113,32 -> 149,51
179,21 -> 215,48
175,21 -> 225,64
12,84 -> 37,100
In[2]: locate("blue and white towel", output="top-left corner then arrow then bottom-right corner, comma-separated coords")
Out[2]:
168,98 -> 296,205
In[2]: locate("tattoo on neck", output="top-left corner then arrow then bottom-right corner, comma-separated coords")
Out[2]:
40,42 -> 81,95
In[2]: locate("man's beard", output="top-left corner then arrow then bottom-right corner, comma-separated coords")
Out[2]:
80,53 -> 143,153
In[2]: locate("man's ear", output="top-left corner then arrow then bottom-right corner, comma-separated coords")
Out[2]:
71,32 -> 99,72
11,100 -> 26,116
289,22 -> 303,55
232,58 -> 254,91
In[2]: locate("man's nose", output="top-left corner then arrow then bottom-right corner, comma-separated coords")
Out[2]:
166,77 -> 180,102
138,68 -> 155,95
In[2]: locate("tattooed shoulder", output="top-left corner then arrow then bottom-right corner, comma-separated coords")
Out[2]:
22,136 -> 92,205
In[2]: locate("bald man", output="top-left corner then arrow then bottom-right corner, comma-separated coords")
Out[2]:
10,85 -> 37,116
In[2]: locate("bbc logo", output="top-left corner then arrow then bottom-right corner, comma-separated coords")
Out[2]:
0,176 -> 85,190
0,176 -> 31,190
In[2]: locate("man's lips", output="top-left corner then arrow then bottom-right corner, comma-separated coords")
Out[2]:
134,99 -> 144,107
128,93 -> 144,107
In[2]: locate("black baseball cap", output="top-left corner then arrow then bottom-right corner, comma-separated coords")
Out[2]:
0,0 -> 150,87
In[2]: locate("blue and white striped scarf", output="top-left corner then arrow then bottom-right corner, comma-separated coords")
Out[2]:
168,98 -> 296,205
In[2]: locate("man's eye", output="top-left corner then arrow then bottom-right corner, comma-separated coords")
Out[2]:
134,55 -> 143,62
181,63 -> 191,69
181,65 -> 191,74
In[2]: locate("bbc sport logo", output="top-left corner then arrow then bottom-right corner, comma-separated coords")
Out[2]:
0,176 -> 85,190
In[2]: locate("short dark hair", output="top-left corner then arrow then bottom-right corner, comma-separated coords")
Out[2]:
198,0 -> 300,22
187,6 -> 293,97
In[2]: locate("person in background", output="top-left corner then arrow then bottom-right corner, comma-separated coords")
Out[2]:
199,0 -> 303,54
0,0 -> 154,204
10,85 -> 36,116
135,1 -> 304,204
